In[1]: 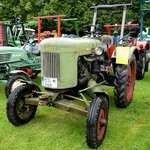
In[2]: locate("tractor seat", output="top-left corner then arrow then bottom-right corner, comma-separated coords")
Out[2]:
130,27 -> 140,38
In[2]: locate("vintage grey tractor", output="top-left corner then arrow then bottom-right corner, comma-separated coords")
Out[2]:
6,3 -> 138,149
0,44 -> 40,97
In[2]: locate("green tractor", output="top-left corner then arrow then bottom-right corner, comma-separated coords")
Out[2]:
0,44 -> 40,97
0,21 -> 37,47
6,3 -> 138,149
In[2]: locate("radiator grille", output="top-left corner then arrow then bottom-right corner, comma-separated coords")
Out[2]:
0,53 -> 11,62
42,52 -> 60,79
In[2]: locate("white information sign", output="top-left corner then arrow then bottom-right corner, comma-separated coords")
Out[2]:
42,77 -> 57,88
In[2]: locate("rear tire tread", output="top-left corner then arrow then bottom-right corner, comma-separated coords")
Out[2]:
114,55 -> 136,108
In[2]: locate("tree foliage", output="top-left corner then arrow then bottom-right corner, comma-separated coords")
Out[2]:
0,0 -> 149,34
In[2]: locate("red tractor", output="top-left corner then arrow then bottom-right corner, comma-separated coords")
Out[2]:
104,23 -> 149,80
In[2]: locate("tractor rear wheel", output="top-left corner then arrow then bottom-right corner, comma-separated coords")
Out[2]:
6,84 -> 40,126
136,51 -> 146,80
86,96 -> 109,148
114,54 -> 136,108
5,75 -> 28,98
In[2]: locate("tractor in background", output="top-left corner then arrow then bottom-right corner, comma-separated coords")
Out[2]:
0,21 -> 37,47
0,44 -> 40,98
104,23 -> 149,80
135,0 -> 150,79
6,2 -> 139,149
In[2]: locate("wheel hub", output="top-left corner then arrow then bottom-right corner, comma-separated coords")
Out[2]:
100,119 -> 107,127
16,93 -> 35,120
97,108 -> 107,140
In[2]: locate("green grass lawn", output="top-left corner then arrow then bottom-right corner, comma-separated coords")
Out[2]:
0,72 -> 150,150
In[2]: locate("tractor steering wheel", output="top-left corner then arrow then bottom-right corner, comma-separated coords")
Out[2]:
19,35 -> 28,46
84,24 -> 103,36
25,36 -> 37,47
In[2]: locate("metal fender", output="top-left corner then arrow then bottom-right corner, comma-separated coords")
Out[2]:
114,46 -> 137,65
21,80 -> 41,92
86,79 -> 109,102
9,70 -> 31,81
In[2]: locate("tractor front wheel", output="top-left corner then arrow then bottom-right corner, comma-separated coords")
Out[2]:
136,51 -> 146,80
5,75 -> 28,98
7,84 -> 40,126
114,54 -> 136,108
86,96 -> 109,149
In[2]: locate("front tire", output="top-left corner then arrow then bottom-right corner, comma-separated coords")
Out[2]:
6,84 -> 40,126
114,54 -> 136,108
86,96 -> 109,149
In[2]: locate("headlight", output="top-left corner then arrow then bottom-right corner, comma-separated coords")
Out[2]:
94,46 -> 104,56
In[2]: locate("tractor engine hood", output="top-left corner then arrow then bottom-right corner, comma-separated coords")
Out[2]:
0,46 -> 28,64
40,37 -> 102,89
40,37 -> 101,55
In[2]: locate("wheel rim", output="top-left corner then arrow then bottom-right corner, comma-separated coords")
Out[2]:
16,93 -> 35,120
126,60 -> 136,102
97,107 -> 107,141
